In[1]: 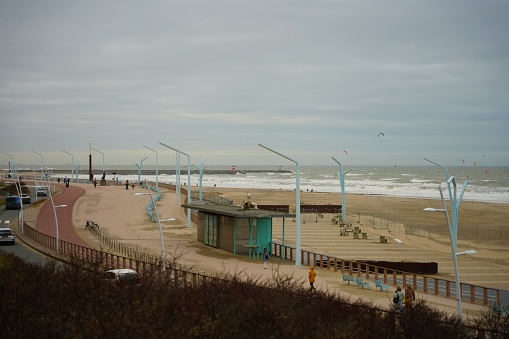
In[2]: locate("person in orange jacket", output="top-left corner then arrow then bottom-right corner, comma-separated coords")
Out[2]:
309,266 -> 317,291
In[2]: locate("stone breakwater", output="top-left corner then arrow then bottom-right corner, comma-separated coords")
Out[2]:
48,169 -> 294,176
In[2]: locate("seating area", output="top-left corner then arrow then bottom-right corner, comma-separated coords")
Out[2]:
375,279 -> 389,292
354,277 -> 370,289
341,274 -> 355,285
341,274 -> 391,292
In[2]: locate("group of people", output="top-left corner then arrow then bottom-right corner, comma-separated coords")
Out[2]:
393,284 -> 416,309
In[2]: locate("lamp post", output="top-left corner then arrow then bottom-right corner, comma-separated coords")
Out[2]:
199,157 -> 207,201
61,150 -> 74,182
145,179 -> 166,273
32,151 -> 44,179
176,153 -> 181,203
423,157 -> 468,317
259,143 -> 301,267
91,147 -> 105,174
331,156 -> 365,223
135,157 -> 148,184
75,159 -> 80,182
142,145 -> 159,188
158,141 -> 192,227
2,152 -> 13,177
45,175 -> 66,253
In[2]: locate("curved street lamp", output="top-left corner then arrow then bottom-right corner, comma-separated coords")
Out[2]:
2,152 -> 13,177
135,156 -> 148,184
91,147 -> 105,173
158,141 -> 192,227
142,145 -> 159,188
32,151 -> 44,180
331,156 -> 365,223
259,143 -> 301,267
61,150 -> 74,181
423,158 -> 468,317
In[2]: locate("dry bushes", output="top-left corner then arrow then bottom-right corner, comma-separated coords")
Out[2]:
0,250 -> 508,338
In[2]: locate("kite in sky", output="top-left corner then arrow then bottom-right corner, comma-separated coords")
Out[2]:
343,150 -> 348,154
378,133 -> 384,138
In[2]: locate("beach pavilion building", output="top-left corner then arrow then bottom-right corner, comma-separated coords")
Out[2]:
182,202 -> 295,258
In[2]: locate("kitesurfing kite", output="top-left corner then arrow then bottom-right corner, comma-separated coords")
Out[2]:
474,161 -> 478,166
343,150 -> 348,154
378,133 -> 384,138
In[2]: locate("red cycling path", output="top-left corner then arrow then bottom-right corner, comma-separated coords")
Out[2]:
35,183 -> 90,248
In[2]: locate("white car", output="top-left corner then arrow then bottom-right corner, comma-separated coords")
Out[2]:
36,187 -> 48,196
101,269 -> 140,285
0,228 -> 15,245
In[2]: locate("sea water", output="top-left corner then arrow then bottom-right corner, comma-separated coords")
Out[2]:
38,165 -> 509,204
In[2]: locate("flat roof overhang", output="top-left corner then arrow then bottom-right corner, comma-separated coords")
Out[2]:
181,202 -> 295,219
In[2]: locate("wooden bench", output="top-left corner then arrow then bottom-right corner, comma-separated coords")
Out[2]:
375,279 -> 389,292
341,274 -> 355,285
354,277 -> 370,289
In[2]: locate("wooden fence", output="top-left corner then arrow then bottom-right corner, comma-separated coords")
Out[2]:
22,222 -> 221,287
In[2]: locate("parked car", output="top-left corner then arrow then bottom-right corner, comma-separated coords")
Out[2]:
0,228 -> 15,245
101,269 -> 140,285
5,196 -> 20,210
20,193 -> 31,204
36,187 -> 48,196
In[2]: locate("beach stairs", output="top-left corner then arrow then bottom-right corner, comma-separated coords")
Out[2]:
375,279 -> 389,292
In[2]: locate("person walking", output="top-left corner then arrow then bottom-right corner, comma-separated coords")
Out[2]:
404,284 -> 416,308
309,266 -> 317,291
125,180 -> 129,190
262,248 -> 270,269
93,179 -> 97,188
393,286 -> 404,309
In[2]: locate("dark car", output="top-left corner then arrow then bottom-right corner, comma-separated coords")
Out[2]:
5,196 -> 20,210
20,193 -> 31,204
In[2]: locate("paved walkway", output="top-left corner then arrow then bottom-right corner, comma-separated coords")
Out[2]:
35,183 -> 89,248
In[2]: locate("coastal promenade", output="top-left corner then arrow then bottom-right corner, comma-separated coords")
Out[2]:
17,180 -> 504,318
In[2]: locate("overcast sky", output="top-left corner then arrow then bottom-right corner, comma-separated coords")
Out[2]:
1,0 -> 508,168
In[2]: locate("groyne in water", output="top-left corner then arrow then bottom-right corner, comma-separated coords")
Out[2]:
47,169 -> 294,176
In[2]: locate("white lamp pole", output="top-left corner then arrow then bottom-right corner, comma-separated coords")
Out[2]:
145,179 -> 166,273
176,153 -> 181,203
142,145 -> 159,188
61,150 -> 74,181
91,147 -> 105,174
135,157 -> 148,184
45,176 -> 66,253
423,158 -> 468,317
259,143 -> 301,267
331,156 -> 365,223
32,151 -> 44,179
199,156 -> 207,201
158,141 -> 192,227
2,152 -> 13,177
